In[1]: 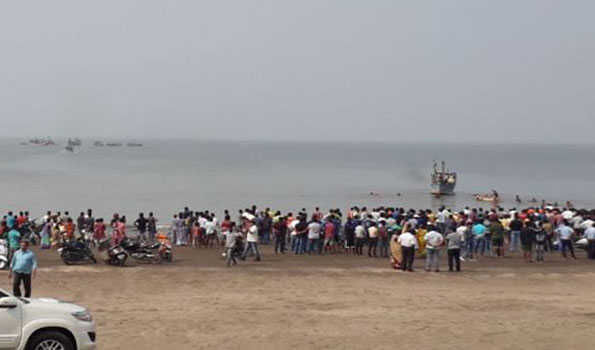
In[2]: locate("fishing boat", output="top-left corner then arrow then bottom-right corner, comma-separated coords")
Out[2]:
69,138 -> 82,146
29,137 -> 56,146
126,142 -> 143,147
431,161 -> 457,196
106,142 -> 123,147
65,139 -> 77,152
93,141 -> 105,147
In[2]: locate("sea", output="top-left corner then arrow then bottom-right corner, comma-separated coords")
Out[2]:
1,138 -> 594,221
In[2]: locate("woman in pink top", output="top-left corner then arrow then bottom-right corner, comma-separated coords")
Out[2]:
93,219 -> 106,241
112,217 -> 126,245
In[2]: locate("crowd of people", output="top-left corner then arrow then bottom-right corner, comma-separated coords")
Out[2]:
2,204 -> 595,274
155,204 -> 595,271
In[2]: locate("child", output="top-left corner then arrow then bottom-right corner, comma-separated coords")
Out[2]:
93,219 -> 106,244
534,223 -> 546,262
191,222 -> 200,248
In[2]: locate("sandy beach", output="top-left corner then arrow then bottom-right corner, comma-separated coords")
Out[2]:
2,246 -> 594,350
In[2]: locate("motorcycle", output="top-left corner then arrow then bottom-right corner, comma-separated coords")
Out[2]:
156,241 -> 173,262
80,229 -> 95,248
98,238 -> 129,266
120,238 -> 162,264
0,239 -> 9,270
58,239 -> 97,265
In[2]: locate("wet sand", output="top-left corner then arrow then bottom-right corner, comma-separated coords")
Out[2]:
2,246 -> 595,350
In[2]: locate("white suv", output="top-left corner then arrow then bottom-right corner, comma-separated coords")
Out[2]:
0,289 -> 96,350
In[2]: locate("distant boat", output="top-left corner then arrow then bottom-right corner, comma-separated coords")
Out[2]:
126,142 -> 143,147
68,138 -> 82,146
431,161 -> 457,195
29,137 -> 55,146
65,145 -> 74,152
106,142 -> 123,147
93,141 -> 105,147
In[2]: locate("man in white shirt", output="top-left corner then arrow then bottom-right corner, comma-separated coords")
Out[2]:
398,231 -> 419,272
424,227 -> 444,272
241,219 -> 261,261
584,224 -> 595,260
307,218 -> 322,255
354,223 -> 366,256
555,222 -> 576,259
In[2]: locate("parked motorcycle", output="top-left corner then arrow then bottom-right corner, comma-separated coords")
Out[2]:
98,238 -> 128,266
58,239 -> 97,265
0,239 -> 9,270
121,238 -> 162,264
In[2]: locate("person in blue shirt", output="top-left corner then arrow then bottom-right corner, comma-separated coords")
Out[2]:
6,211 -> 16,229
9,239 -> 37,298
472,222 -> 487,258
7,228 -> 21,264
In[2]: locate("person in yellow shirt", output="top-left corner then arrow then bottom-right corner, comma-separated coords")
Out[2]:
415,225 -> 427,257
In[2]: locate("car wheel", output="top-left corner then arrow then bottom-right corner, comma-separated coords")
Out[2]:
28,330 -> 74,350
0,260 -> 7,270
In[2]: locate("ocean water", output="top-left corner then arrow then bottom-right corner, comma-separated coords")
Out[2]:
1,139 -> 594,220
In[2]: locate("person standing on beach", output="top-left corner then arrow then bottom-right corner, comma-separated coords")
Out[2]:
241,218 -> 261,261
555,221 -> 576,259
147,212 -> 157,242
273,215 -> 287,255
509,215 -> 523,252
8,239 -> 37,298
520,221 -> 535,263
367,222 -> 378,257
354,220 -> 366,256
585,223 -> 595,260
534,222 -> 547,262
307,216 -> 322,255
134,213 -> 147,241
472,221 -> 487,259
398,227 -> 418,272
7,227 -> 21,264
424,226 -> 443,272
490,219 -> 505,257
77,212 -> 86,236
446,227 -> 464,272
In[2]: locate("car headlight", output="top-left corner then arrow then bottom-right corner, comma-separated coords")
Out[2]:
72,310 -> 93,322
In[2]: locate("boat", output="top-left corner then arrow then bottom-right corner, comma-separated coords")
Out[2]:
106,142 -> 123,147
431,161 -> 457,195
474,194 -> 497,202
126,142 -> 143,147
93,141 -> 105,147
474,190 -> 500,203
68,138 -> 82,146
65,139 -> 78,152
29,137 -> 56,146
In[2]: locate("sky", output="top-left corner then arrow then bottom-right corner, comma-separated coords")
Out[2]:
0,0 -> 593,143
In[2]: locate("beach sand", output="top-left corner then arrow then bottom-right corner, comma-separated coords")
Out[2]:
4,246 -> 595,350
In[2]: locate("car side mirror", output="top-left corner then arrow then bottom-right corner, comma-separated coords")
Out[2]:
0,297 -> 20,309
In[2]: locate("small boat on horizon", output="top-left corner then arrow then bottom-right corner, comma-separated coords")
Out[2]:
126,142 -> 143,147
106,142 -> 123,147
93,141 -> 105,147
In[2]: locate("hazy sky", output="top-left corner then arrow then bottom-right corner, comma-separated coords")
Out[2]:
1,1 -> 593,143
